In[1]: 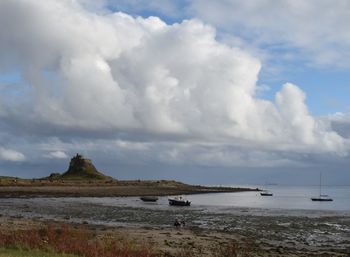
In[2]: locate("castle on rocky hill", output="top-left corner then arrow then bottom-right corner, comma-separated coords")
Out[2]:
60,153 -> 111,180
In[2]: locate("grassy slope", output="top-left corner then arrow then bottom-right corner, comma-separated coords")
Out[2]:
0,177 -> 257,197
60,168 -> 110,180
0,248 -> 77,257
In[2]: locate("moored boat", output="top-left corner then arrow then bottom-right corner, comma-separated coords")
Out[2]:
311,172 -> 333,202
140,196 -> 158,202
168,196 -> 191,206
260,191 -> 273,196
311,195 -> 333,201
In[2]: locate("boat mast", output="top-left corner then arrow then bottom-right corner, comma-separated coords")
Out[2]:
319,172 -> 322,197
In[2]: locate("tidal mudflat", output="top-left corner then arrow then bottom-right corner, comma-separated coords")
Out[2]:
0,196 -> 349,256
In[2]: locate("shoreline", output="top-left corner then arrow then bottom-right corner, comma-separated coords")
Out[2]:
0,210 -> 348,257
1,182 -> 348,256
0,195 -> 349,256
0,180 -> 258,198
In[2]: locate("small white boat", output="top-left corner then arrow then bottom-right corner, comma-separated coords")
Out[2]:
260,191 -> 273,196
168,196 -> 191,206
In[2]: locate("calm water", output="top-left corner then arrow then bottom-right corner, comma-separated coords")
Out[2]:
1,186 -> 349,219
186,185 -> 350,211
32,185 -> 350,214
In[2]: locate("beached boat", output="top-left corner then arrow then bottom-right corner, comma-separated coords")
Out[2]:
311,172 -> 333,201
260,191 -> 273,196
140,196 -> 158,202
168,196 -> 191,206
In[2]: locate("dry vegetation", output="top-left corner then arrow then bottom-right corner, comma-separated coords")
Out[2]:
0,248 -> 78,257
0,225 -> 156,257
0,223 -> 248,257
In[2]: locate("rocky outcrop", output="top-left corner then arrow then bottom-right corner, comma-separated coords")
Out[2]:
61,154 -> 110,180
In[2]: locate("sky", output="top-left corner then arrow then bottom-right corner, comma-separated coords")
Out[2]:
1,0 -> 350,185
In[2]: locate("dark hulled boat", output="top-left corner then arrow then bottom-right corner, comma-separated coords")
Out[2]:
140,196 -> 158,202
311,195 -> 333,201
311,172 -> 333,202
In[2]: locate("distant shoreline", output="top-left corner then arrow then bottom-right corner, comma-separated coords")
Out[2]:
0,179 -> 258,198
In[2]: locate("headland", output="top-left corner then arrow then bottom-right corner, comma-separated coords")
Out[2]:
0,154 -> 257,198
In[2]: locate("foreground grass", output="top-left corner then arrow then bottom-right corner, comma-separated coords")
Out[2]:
0,248 -> 77,257
0,225 -> 156,257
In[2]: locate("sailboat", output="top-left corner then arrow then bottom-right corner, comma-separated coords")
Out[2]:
311,172 -> 333,201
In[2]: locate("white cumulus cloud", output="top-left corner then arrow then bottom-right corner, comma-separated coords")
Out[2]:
0,147 -> 26,162
189,0 -> 350,68
0,0 -> 347,170
46,150 -> 69,159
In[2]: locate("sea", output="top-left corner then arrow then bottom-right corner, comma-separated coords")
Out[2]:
58,184 -> 350,215
1,185 -> 350,220
92,184 -> 350,212
45,185 -> 350,213
186,185 -> 350,212
32,184 -> 350,214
